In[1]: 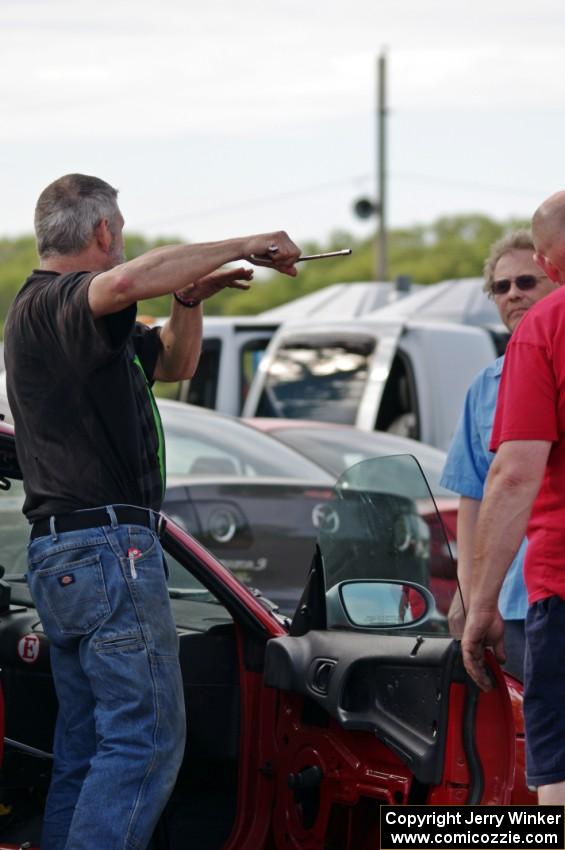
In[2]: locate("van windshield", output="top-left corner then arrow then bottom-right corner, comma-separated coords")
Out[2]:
256,333 -> 376,424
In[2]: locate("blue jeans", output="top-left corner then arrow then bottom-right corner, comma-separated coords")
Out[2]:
27,510 -> 186,850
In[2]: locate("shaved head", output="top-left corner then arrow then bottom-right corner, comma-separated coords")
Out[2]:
532,191 -> 565,255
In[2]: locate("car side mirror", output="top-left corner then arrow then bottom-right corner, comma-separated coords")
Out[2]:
326,579 -> 434,630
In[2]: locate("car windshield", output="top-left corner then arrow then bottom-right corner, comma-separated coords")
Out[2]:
270,425 -> 451,497
256,333 -> 376,424
158,401 -> 330,481
317,454 -> 461,636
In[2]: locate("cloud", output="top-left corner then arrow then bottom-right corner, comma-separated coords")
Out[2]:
1,0 -> 564,143
0,0 -> 564,241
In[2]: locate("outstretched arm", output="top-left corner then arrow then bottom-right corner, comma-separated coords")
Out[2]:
87,231 -> 300,318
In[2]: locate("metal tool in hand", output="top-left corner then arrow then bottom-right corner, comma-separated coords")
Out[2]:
249,247 -> 352,267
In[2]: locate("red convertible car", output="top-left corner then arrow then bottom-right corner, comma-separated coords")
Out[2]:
0,419 -> 532,850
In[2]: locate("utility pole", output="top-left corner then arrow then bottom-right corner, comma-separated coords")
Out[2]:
352,50 -> 389,280
377,51 -> 388,281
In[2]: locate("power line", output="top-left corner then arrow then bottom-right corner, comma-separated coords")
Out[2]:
135,175 -> 370,229
133,171 -> 544,230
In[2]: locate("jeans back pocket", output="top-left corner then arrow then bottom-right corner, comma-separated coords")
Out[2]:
30,553 -> 111,637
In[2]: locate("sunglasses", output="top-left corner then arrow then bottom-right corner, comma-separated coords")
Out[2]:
490,274 -> 546,297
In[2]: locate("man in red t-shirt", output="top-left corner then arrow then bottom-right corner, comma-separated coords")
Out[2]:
462,190 -> 565,802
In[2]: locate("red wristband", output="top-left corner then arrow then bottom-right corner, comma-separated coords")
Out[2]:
173,290 -> 201,308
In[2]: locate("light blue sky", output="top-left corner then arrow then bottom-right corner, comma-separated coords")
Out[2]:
2,0 -> 564,246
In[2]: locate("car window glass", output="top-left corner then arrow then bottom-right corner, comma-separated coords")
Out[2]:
274,427 -> 452,498
0,479 -> 29,578
185,339 -> 221,409
240,339 -> 270,414
163,548 -> 233,631
159,403 -> 330,481
318,455 -> 461,636
256,334 -> 376,424
165,430 -> 245,476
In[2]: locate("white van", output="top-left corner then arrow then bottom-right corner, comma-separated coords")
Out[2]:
242,315 -> 507,452
156,280 -> 416,415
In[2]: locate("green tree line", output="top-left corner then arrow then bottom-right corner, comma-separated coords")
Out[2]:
0,213 -> 528,331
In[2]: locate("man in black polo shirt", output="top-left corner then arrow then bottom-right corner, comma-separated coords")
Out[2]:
3,173 -> 300,850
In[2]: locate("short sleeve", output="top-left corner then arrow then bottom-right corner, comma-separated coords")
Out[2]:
491,341 -> 558,450
28,271 -> 136,376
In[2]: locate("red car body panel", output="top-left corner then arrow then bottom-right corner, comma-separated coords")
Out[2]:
506,675 -> 535,805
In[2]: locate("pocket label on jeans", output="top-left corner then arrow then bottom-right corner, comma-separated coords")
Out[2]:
58,574 -> 75,586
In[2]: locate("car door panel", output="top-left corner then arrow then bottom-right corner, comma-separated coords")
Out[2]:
265,630 -> 514,803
